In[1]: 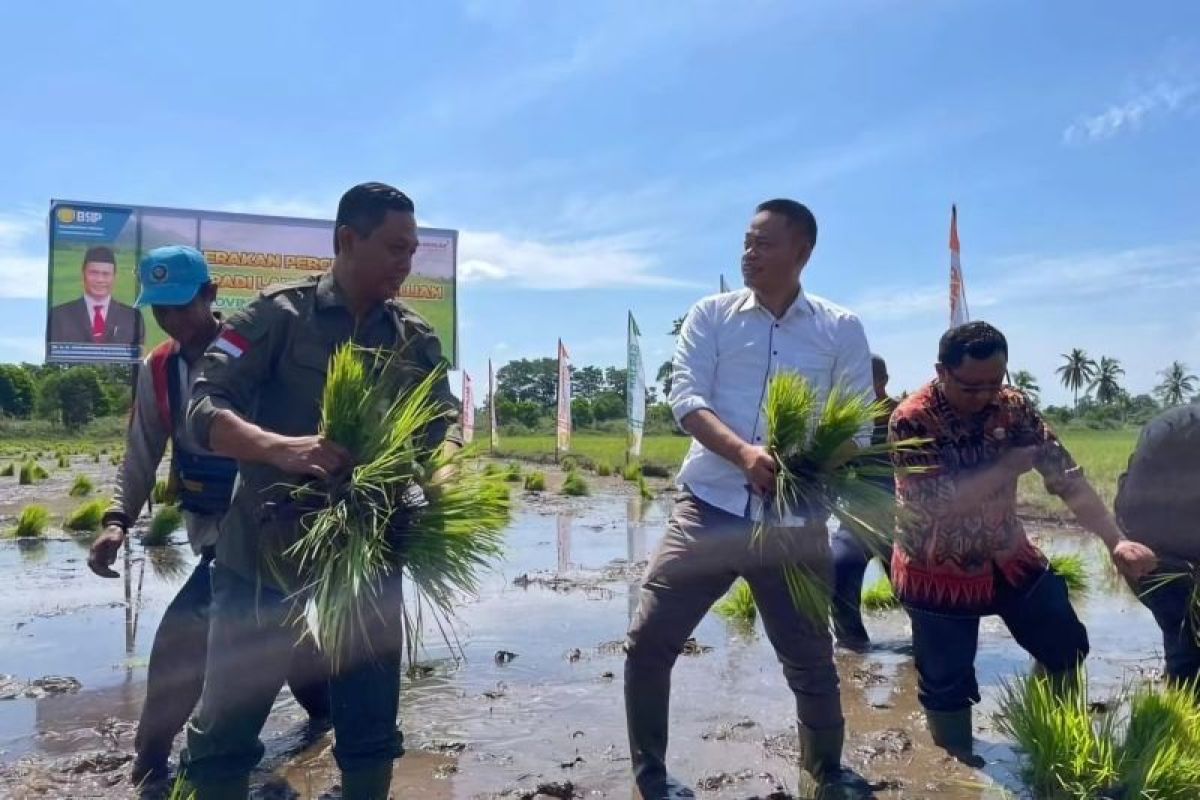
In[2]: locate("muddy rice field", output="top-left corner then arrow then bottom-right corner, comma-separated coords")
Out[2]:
0,458 -> 1168,799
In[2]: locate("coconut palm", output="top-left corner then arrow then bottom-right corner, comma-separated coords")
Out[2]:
1155,361 -> 1198,407
1010,370 -> 1040,404
1056,349 -> 1097,411
1089,357 -> 1125,406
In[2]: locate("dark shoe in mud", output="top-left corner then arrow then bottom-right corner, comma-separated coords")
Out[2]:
834,635 -> 871,653
797,767 -> 877,799
634,775 -> 696,800
130,755 -> 169,788
926,708 -> 985,769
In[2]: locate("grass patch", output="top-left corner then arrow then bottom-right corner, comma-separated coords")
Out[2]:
524,471 -> 547,492
997,669 -> 1200,799
504,462 -> 523,482
12,505 -> 51,538
69,474 -> 94,497
713,579 -> 757,624
1048,553 -> 1090,597
64,499 -> 107,532
561,470 -> 590,497
621,462 -> 642,482
152,479 -> 171,505
144,505 -> 183,546
595,462 -> 614,477
861,572 -> 899,610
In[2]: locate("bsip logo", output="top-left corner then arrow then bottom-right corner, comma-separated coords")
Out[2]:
56,207 -> 103,225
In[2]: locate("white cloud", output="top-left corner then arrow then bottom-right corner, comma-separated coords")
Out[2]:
217,196 -> 332,220
1063,81 -> 1196,144
0,211 -> 47,299
458,229 -> 699,290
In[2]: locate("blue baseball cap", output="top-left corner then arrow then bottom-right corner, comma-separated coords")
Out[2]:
135,246 -> 212,307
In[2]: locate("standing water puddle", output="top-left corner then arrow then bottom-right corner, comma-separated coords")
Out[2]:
0,486 -> 1169,798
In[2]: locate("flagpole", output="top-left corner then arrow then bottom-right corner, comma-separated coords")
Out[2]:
555,339 -> 561,465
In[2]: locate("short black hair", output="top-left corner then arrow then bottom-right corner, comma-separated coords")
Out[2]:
871,354 -> 888,382
938,321 -> 1008,368
755,198 -> 818,247
333,182 -> 416,254
82,245 -> 116,269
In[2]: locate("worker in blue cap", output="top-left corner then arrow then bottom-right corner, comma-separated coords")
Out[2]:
87,246 -> 330,786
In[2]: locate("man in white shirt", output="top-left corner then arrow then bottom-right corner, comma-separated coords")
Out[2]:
624,199 -> 874,799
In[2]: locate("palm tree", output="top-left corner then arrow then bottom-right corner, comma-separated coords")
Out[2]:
1010,370 -> 1040,405
1155,361 -> 1198,407
656,360 -> 674,399
1056,349 -> 1097,411
1089,357 -> 1125,406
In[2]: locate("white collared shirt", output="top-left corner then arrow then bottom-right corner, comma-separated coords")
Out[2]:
669,287 -> 873,521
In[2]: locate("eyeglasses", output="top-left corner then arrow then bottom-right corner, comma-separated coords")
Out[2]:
942,368 -> 1005,396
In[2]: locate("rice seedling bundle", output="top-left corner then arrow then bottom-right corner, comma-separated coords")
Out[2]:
32,463 -> 49,480
761,373 -> 928,623
621,462 -> 642,482
152,478 -> 171,505
1047,553 -> 1089,597
637,474 -> 654,501
13,505 -> 51,538
595,462 -> 614,477
68,474 -> 94,497
286,344 -> 510,669
56,454 -> 70,469
504,463 -> 523,482
998,668 -> 1200,799
524,472 -> 547,492
560,470 -> 590,497
713,578 -> 757,624
0,463 -> 13,477
144,505 -> 183,546
18,462 -> 39,485
64,499 -> 107,532
861,572 -> 899,611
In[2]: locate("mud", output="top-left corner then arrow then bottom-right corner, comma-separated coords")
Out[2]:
0,473 -> 1171,799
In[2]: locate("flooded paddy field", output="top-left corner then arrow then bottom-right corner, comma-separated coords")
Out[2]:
0,466 -> 1169,799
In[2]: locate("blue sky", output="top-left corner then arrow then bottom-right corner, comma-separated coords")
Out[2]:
1,1 -> 1197,405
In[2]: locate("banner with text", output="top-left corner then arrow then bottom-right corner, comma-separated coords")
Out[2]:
46,200 -> 457,364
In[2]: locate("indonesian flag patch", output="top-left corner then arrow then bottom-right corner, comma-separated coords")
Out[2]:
214,328 -> 251,359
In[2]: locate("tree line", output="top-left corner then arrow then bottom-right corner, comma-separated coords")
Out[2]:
0,363 -> 134,430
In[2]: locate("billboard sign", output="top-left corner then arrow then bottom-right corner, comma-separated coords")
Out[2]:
46,200 -> 458,365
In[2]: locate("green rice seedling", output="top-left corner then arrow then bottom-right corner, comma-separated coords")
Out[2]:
12,505 -> 51,538
1047,553 -> 1089,597
483,462 -> 501,476
285,344 -> 510,669
861,572 -> 898,611
64,499 -> 107,532
761,373 -> 929,625
504,463 -> 523,482
144,505 -> 183,546
109,453 -> 122,466
152,479 -> 171,505
524,471 -> 547,492
32,463 -> 49,480
595,462 -> 614,477
18,461 -> 38,485
560,455 -> 581,472
148,547 -> 191,582
621,462 -> 642,482
995,668 -> 1118,798
1140,561 -> 1200,647
56,454 -> 70,469
560,470 -> 590,497
1116,680 -> 1200,798
637,474 -> 654,501
69,474 -> 94,497
0,462 -> 12,477
92,452 -> 101,464
713,578 -> 757,624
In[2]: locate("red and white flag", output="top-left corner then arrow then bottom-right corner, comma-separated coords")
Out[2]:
461,372 -> 475,445
556,339 -> 572,456
488,359 -> 499,451
949,204 -> 970,328
213,328 -> 251,359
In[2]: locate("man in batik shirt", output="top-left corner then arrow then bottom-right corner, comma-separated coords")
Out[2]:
889,321 -> 1156,761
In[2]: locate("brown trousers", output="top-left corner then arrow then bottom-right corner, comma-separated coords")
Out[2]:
624,492 -> 843,791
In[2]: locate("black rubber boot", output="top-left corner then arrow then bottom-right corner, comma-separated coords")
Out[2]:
340,763 -> 393,800
797,723 -> 875,799
190,775 -> 251,800
926,708 -> 985,768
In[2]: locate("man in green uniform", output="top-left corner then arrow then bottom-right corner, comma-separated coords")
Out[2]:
182,182 -> 461,799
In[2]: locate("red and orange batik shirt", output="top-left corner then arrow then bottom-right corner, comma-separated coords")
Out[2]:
888,383 -> 1085,614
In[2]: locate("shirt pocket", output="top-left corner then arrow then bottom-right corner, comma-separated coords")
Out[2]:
773,347 -> 836,389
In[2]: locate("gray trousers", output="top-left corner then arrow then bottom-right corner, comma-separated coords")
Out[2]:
624,492 -> 843,790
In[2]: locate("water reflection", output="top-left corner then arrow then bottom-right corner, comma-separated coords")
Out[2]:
555,512 -> 572,574
16,539 -> 47,563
